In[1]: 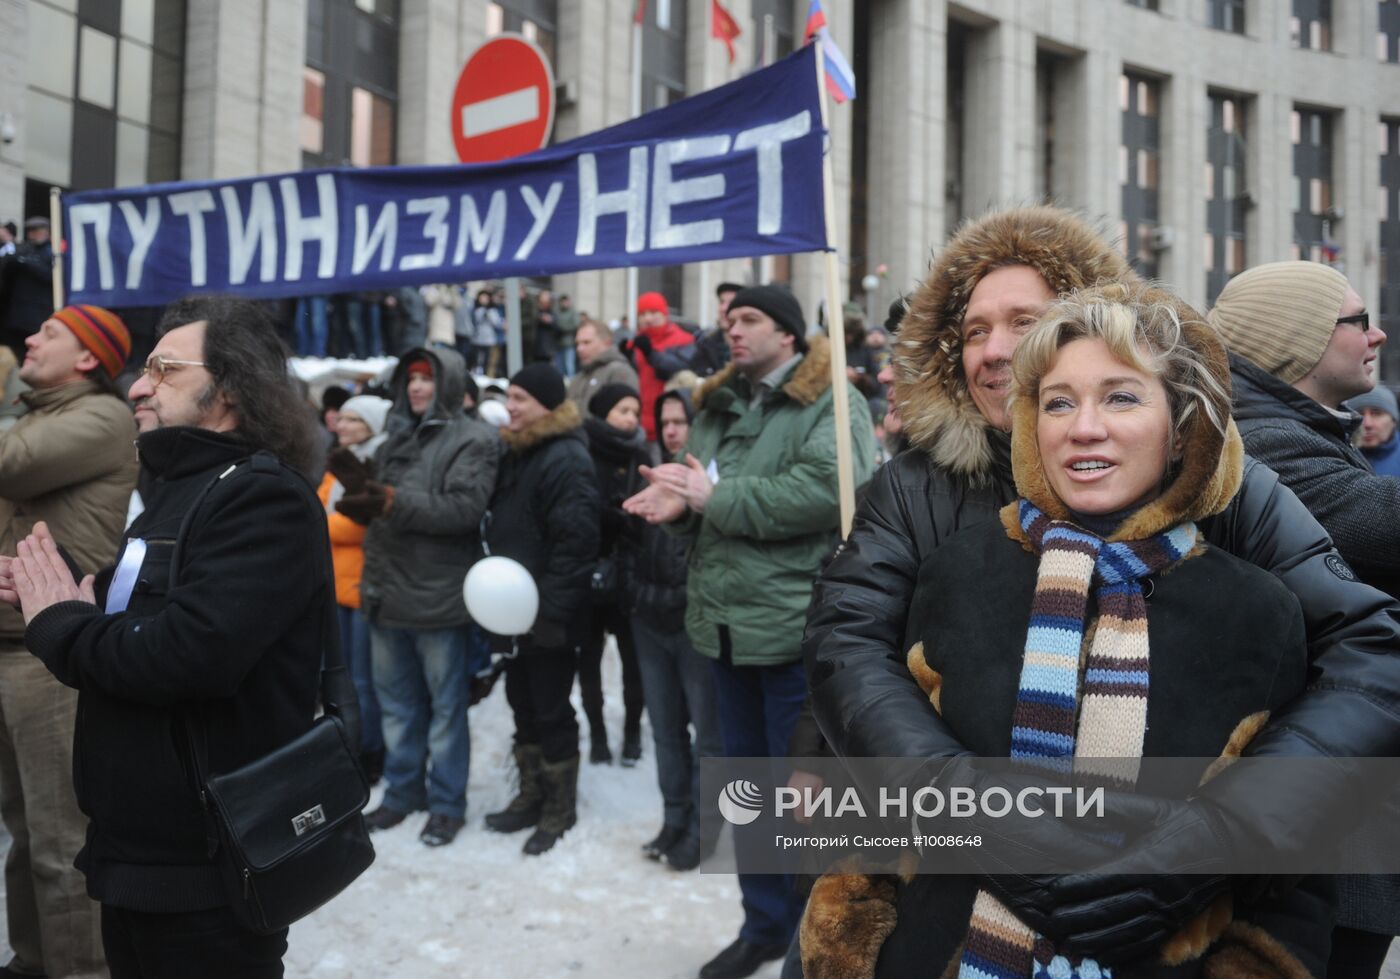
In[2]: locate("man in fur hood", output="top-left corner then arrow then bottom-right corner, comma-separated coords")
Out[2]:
626,285 -> 876,979
482,364 -> 600,856
802,205 -> 1400,964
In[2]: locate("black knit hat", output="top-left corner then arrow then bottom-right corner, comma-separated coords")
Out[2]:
728,285 -> 807,352
588,383 -> 640,420
510,363 -> 566,411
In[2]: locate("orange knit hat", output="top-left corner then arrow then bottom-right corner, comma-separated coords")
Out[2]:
50,305 -> 132,378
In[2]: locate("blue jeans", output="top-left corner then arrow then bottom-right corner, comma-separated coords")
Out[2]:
370,625 -> 474,819
631,616 -> 721,834
294,296 -> 328,357
337,605 -> 383,753
709,649 -> 808,947
555,345 -> 577,377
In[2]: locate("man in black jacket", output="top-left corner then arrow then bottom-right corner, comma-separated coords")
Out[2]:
1209,260 -> 1400,975
0,296 -> 327,977
341,347 -> 498,849
482,364 -> 600,856
803,206 -> 1400,965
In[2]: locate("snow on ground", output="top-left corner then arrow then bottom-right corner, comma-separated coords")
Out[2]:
285,644 -> 780,978
0,644 -> 780,978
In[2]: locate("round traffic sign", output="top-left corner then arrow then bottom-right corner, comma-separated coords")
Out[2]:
451,34 -> 556,164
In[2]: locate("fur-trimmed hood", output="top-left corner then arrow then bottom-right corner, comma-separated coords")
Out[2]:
1001,284 -> 1245,543
694,335 -> 833,411
500,399 -> 584,453
894,206 -> 1135,483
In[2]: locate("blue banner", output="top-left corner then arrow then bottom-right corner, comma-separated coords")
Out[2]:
62,46 -> 826,308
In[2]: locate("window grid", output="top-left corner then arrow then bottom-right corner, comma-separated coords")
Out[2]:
1206,92 -> 1250,304
1208,0 -> 1246,33
1382,0 -> 1400,63
1292,0 -> 1331,50
1381,117 -> 1400,380
1121,71 -> 1162,279
1292,106 -> 1337,268
302,0 -> 400,170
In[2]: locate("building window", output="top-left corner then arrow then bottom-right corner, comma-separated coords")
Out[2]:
635,0 -> 687,305
23,0 -> 185,200
1208,0 -> 1246,33
1125,0 -> 1160,9
303,0 -> 399,169
1382,0 -> 1400,62
1292,0 -> 1331,49
1292,105 -> 1337,265
1121,71 -> 1162,278
489,1 -> 558,68
1206,92 -> 1250,304
751,0 -> 795,65
1382,117 -> 1400,379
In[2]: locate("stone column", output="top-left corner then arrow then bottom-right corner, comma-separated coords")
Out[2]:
0,0 -> 27,219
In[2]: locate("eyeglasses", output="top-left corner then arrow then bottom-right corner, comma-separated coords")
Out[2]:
142,354 -> 207,385
1336,312 -> 1371,332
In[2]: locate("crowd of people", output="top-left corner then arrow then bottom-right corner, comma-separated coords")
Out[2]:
0,202 -> 1398,979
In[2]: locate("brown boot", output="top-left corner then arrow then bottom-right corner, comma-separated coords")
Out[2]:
523,754 -> 579,855
484,744 -> 544,833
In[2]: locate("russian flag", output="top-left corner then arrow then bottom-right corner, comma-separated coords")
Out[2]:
803,0 -> 856,103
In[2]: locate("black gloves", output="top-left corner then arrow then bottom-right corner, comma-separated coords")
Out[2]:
327,447 -> 375,494
336,482 -> 394,524
623,335 -> 653,360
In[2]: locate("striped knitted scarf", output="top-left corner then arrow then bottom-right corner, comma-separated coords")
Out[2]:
957,499 -> 1198,979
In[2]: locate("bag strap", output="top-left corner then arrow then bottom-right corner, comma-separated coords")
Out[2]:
173,452 -> 358,791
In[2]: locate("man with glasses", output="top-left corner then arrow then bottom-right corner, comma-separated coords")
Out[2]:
1210,260 -> 1399,977
0,296 -> 327,977
0,305 -> 136,979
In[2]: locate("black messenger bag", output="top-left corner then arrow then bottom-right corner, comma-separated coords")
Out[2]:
176,454 -> 374,934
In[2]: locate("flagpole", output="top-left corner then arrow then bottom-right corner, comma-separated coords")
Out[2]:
814,39 -> 856,538
627,9 -> 642,332
49,188 -> 64,310
696,0 -> 713,330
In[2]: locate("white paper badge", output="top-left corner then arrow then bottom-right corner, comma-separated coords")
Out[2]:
105,538 -> 148,614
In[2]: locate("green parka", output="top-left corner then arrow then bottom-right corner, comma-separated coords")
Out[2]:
675,337 -> 875,666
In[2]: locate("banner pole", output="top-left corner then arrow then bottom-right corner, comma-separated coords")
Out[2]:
814,39 -> 856,538
49,188 -> 64,310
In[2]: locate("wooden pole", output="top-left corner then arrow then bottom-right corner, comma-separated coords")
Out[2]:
49,187 -> 64,310
814,41 -> 856,538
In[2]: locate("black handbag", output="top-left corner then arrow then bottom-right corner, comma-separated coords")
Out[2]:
175,454 -> 375,935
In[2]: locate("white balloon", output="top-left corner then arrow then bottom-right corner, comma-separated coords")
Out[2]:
463,557 -> 539,636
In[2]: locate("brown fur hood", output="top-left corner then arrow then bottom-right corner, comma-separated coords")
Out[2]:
1001,283 -> 1245,543
694,334 -> 833,411
894,206 -> 1135,483
500,399 -> 583,452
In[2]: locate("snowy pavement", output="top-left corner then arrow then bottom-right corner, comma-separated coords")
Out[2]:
0,648 -> 780,979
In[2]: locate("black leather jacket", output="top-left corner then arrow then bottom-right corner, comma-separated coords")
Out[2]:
805,438 -> 1400,839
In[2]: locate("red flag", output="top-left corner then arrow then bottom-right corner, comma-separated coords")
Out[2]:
711,0 -> 741,63
634,0 -> 647,25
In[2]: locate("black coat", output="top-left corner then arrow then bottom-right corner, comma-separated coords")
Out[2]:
484,402 -> 600,649
804,434 -> 1400,872
25,427 -> 327,912
1231,353 -> 1400,597
0,241 -> 55,341
877,519 -> 1329,977
583,416 -> 647,557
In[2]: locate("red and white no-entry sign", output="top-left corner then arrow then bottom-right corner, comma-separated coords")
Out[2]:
451,34 -> 556,164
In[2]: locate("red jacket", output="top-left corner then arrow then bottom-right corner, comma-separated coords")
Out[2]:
635,321 -> 694,440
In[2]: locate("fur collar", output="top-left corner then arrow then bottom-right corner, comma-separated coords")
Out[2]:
999,292 -> 1244,544
895,206 -> 1134,483
500,400 -> 583,452
694,335 -> 832,410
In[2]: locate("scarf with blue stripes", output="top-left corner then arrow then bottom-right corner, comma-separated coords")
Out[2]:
957,499 -> 1197,979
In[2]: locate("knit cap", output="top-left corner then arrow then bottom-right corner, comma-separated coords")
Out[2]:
637,292 -> 669,316
729,285 -> 807,349
589,383 -> 640,420
1346,385 -> 1399,421
510,363 -> 566,411
51,305 -> 131,378
339,395 -> 392,436
1207,261 -> 1349,384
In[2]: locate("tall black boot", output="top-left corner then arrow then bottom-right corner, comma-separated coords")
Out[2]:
523,754 -> 579,855
485,744 -> 544,833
